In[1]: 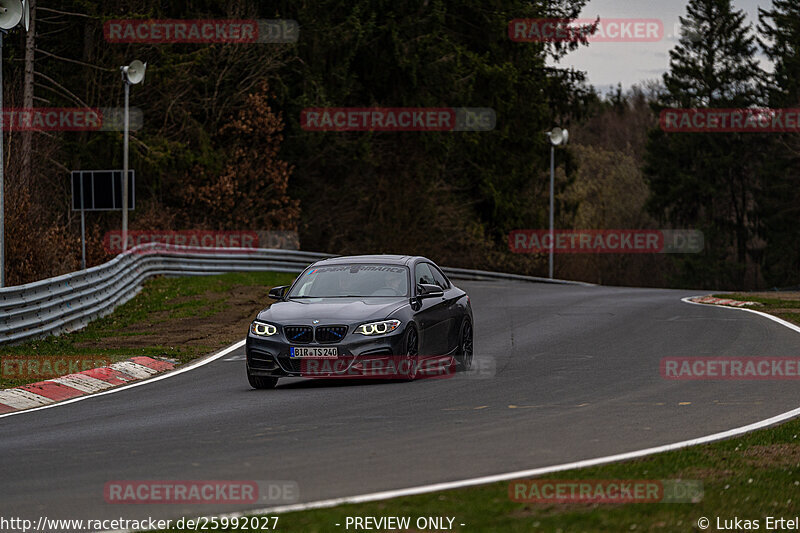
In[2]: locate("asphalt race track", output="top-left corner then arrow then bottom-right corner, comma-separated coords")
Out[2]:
2,280 -> 800,524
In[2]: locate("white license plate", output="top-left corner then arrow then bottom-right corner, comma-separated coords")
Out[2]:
290,346 -> 338,358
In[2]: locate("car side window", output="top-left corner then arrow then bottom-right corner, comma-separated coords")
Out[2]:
429,264 -> 450,289
415,263 -> 436,287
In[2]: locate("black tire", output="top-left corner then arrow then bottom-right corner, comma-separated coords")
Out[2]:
247,370 -> 278,390
457,318 -> 474,371
402,326 -> 419,381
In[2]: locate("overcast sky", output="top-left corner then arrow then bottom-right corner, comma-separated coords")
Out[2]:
552,0 -> 773,95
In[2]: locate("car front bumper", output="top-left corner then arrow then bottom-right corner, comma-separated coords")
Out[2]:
246,328 -> 408,378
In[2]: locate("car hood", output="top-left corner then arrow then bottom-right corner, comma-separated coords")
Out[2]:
256,297 -> 408,325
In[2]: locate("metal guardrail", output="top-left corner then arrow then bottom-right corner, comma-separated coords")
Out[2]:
0,243 -> 585,345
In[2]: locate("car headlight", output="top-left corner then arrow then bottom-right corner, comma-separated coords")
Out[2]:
355,319 -> 401,336
251,321 -> 278,337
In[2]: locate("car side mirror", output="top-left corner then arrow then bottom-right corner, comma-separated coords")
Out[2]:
417,283 -> 444,299
268,285 -> 288,300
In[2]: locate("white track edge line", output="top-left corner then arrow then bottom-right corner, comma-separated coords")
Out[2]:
111,293 -> 800,532
681,294 -> 800,334
0,340 -> 245,419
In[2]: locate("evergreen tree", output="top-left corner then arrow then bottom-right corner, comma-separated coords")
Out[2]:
757,0 -> 800,286
664,0 -> 762,107
268,0 -> 593,263
644,0 -> 765,289
759,0 -> 800,107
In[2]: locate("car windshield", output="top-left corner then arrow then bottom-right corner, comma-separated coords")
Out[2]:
288,264 -> 409,298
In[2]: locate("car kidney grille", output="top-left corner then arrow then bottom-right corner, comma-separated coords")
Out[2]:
284,326 -> 313,344
315,326 -> 348,343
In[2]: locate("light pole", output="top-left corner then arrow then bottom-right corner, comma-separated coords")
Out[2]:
119,59 -> 146,252
0,0 -> 29,287
545,127 -> 568,279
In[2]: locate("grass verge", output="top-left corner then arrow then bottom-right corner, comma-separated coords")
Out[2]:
0,271 -> 296,389
714,292 -> 800,327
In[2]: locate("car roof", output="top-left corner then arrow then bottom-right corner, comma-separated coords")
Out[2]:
311,255 -> 430,267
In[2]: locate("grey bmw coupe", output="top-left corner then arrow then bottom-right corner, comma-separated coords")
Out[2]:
245,255 -> 474,389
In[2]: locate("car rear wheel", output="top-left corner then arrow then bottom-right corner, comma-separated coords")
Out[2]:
402,326 -> 419,381
457,319 -> 473,371
247,370 -> 278,390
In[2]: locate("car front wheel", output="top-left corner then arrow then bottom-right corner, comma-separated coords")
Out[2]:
402,326 -> 419,381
